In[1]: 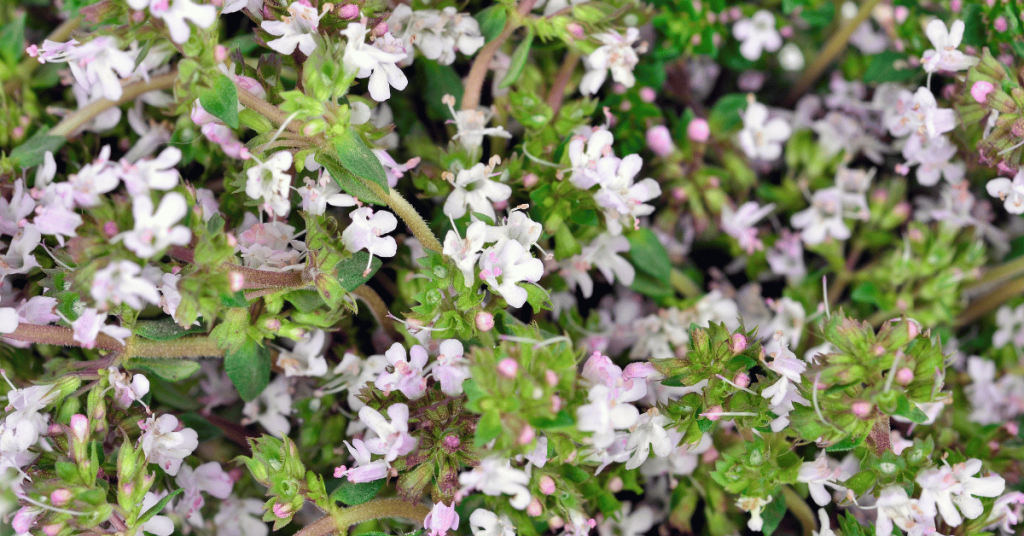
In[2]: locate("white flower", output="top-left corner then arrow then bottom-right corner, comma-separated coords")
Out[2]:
388,6 -> 485,66
568,128 -> 615,189
797,456 -> 844,506
424,501 -> 460,536
479,240 -> 544,309
592,155 -> 662,235
0,224 -> 42,281
886,87 -> 957,140
921,19 -> 978,73
245,152 -> 294,216
91,261 -> 161,311
138,492 -> 175,536
342,23 -> 409,101
261,1 -> 322,55
737,99 -> 792,160
108,369 -> 150,409
342,207 -> 399,274
213,498 -> 269,536
736,496 -> 773,532
597,504 -> 657,536
458,456 -> 532,510
624,409 -> 673,469
721,201 -> 775,254
29,37 -> 135,100
903,135 -> 965,186
69,308 -> 132,348
443,97 -> 512,150
127,0 -> 216,44
791,187 -> 851,245
580,28 -> 642,95
359,403 -> 417,462
118,193 -> 192,258
242,375 -> 293,437
485,209 -> 543,252
761,343 -> 806,407
732,10 -> 782,61
139,414 -> 199,476
0,308 -> 17,334
950,459 -> 1006,521
432,339 -> 470,396
277,329 -> 329,377
577,384 -> 640,450
174,462 -> 233,523
443,220 -> 488,286
562,233 -> 635,299
297,173 -> 357,215
813,509 -> 836,536
443,162 -> 512,221
237,219 -> 307,271
469,509 -> 516,536
68,145 -> 119,207
0,180 -> 35,236
119,147 -> 182,196
987,168 -> 1024,214
375,342 -> 428,399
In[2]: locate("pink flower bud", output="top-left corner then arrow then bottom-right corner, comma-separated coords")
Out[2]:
895,5 -> 910,20
226,233 -> 238,247
566,23 -> 584,39
906,320 -> 920,339
702,448 -> 719,463
498,358 -> 518,378
50,489 -> 72,506
215,45 -> 228,62
522,173 -> 539,188
687,118 -> 710,142
971,81 -> 995,104
607,476 -> 623,493
733,372 -> 750,389
779,25 -> 793,38
1006,422 -> 1019,436
895,367 -> 914,386
339,3 -> 359,18
264,318 -> 282,331
704,405 -> 723,421
373,21 -> 388,37
518,424 -> 535,445
70,414 -> 89,442
527,498 -> 543,516
550,395 -> 562,412
229,271 -> 245,292
729,333 -> 747,353
443,435 -> 461,450
273,503 -> 293,519
639,87 -> 657,103
548,516 -> 565,530
545,369 -> 558,386
671,187 -> 688,202
646,125 -> 675,157
43,524 -> 62,536
102,221 -> 119,237
852,401 -> 872,418
540,475 -> 557,495
476,311 -> 494,331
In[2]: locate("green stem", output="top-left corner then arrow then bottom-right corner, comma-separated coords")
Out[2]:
966,254 -> 1024,291
785,0 -> 882,105
49,71 -> 178,137
236,85 -> 304,135
296,499 -> 430,536
670,269 -> 702,298
352,285 -> 402,341
128,336 -> 225,359
781,486 -> 816,536
361,178 -> 444,254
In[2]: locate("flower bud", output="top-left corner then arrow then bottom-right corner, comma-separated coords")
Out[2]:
852,401 -> 873,418
43,524 -> 63,536
607,476 -> 623,493
729,333 -> 747,353
540,475 -> 557,495
995,16 -> 1008,32
476,312 -> 494,331
229,271 -> 245,292
972,81 -> 995,103
527,498 -> 543,516
733,372 -> 750,389
339,3 -> 359,18
545,369 -> 558,386
498,358 -> 518,378
687,118 -> 710,142
215,45 -> 228,62
50,489 -> 72,506
646,125 -> 675,157
704,405 -> 723,421
895,367 -> 914,386
566,23 -> 584,39
549,516 -> 565,530
273,503 -> 293,519
517,424 -> 535,445
70,414 -> 89,443
639,87 -> 656,103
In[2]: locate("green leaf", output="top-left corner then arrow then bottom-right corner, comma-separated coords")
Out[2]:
627,228 -> 672,283
0,14 -> 26,65
524,283 -> 553,312
317,153 -> 387,206
850,282 -> 882,306
198,74 -> 240,129
530,410 -> 574,429
825,435 -> 864,452
475,409 -> 502,447
708,93 -> 748,134
475,5 -> 507,43
334,128 -> 389,195
844,470 -> 876,497
330,478 -> 385,506
422,61 -> 463,120
178,412 -> 223,442
800,2 -> 834,27
8,132 -> 66,169
138,488 -> 183,525
134,318 -> 206,340
863,51 -> 916,83
224,337 -> 272,402
283,290 -> 325,313
499,29 -> 533,89
124,358 -> 201,382
893,394 -> 929,423
220,290 -> 249,308
760,489 -> 787,536
336,251 -> 382,291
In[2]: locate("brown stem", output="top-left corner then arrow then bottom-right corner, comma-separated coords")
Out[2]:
296,499 -> 430,536
236,86 -> 304,134
129,336 -> 225,359
785,0 -> 882,106
49,71 -> 178,137
461,0 -> 536,111
956,276 -> 1024,327
1,324 -> 122,351
546,50 -> 581,115
351,285 -> 401,341
167,246 -> 309,289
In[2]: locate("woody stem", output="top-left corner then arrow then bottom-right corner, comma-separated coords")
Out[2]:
49,71 -> 179,137
296,499 -> 430,536
461,0 -> 536,110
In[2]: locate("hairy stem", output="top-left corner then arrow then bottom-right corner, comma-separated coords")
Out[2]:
1,324 -> 122,351
461,0 -> 535,110
352,285 -> 402,341
361,178 -> 444,254
297,499 -> 430,536
785,0 -> 882,105
167,246 -> 309,289
236,86 -> 304,135
546,50 -> 581,114
128,336 -> 225,359
49,71 -> 179,137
